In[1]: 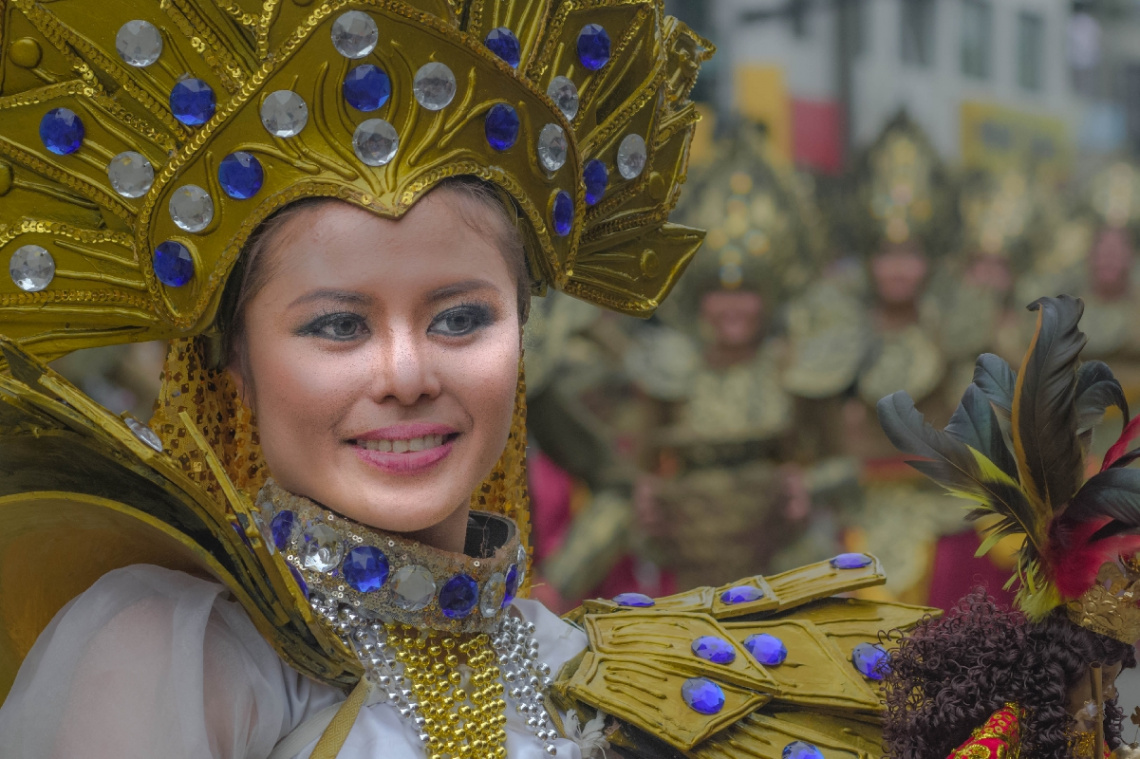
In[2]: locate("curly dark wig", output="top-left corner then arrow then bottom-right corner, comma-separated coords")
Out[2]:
882,589 -> 1136,759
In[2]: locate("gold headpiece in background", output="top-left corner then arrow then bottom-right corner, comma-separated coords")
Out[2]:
958,168 -> 1034,260
1090,161 -> 1140,230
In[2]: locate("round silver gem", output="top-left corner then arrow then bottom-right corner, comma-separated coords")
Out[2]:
616,133 -> 648,180
331,11 -> 378,59
300,521 -> 344,573
546,75 -> 579,120
413,62 -> 456,111
391,565 -> 436,611
168,185 -> 214,233
261,90 -> 309,137
9,245 -> 54,292
116,20 -> 163,67
352,118 -> 399,166
481,572 -> 507,617
125,416 -> 163,452
107,151 -> 154,198
536,124 -> 568,172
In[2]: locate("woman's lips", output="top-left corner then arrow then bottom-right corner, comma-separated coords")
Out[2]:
350,432 -> 457,475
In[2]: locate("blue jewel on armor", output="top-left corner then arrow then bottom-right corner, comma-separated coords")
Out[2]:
552,191 -> 574,236
743,633 -> 787,666
691,636 -> 736,665
503,563 -> 520,608
289,564 -> 309,599
343,64 -> 391,112
577,24 -> 611,71
830,552 -> 873,569
851,642 -> 890,680
342,546 -> 390,593
153,241 -> 194,287
612,592 -> 654,607
270,510 -> 296,551
439,573 -> 480,619
485,27 -> 521,68
583,159 -> 608,206
169,78 -> 216,126
39,108 -> 84,155
681,677 -> 725,715
485,103 -> 520,151
232,521 -> 251,548
783,741 -> 825,759
218,152 -> 264,199
720,585 -> 764,604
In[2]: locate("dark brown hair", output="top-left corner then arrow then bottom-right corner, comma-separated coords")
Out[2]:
215,177 -> 530,375
882,589 -> 1136,759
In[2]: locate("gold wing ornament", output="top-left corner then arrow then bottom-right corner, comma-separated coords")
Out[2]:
0,0 -> 712,701
552,555 -> 936,758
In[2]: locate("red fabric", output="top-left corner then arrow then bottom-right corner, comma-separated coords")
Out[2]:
947,705 -> 1020,758
927,530 -> 1016,611
792,99 -> 844,174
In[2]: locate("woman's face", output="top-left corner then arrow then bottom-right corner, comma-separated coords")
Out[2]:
871,244 -> 928,306
231,193 -> 521,549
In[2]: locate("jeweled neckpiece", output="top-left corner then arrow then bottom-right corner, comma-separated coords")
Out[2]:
256,479 -> 559,756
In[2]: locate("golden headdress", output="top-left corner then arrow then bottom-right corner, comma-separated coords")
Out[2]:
1089,161 -> 1140,231
0,0 -> 712,697
879,296 -> 1140,644
958,168 -> 1035,262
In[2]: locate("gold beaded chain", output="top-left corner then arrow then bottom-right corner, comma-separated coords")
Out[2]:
388,623 -> 510,759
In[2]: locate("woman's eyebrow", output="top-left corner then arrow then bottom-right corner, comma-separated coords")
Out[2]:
287,289 -> 374,309
426,279 -> 498,303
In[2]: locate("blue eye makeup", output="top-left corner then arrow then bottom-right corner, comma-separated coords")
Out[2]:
296,312 -> 369,341
429,303 -> 495,337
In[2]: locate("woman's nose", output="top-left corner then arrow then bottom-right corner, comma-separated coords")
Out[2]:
368,328 -> 441,405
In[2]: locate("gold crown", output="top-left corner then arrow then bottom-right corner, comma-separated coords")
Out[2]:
1066,560 -> 1140,645
0,0 -> 712,361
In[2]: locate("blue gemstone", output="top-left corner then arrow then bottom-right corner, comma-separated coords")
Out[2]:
552,190 -> 573,236
153,241 -> 194,287
830,553 -> 873,570
783,742 -> 825,759
39,108 -> 84,155
343,64 -> 391,112
583,159 -> 608,206
681,677 -> 725,715
218,152 -> 264,199
577,24 -> 611,71
485,27 -> 521,68
342,546 -> 389,593
232,520 -> 251,547
613,592 -> 654,607
743,633 -> 787,666
270,510 -> 296,551
169,78 -> 216,126
851,642 -> 890,680
439,573 -> 479,619
691,636 -> 736,665
503,563 -> 519,608
721,585 -> 764,604
485,103 -> 520,151
289,564 -> 309,599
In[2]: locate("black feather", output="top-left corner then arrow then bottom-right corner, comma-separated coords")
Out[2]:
945,384 -> 1019,480
1074,360 -> 1129,431
973,353 -> 1017,416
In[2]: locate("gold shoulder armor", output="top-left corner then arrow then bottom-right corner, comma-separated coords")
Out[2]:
552,555 -> 937,758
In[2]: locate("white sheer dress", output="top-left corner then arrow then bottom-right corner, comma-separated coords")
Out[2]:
0,564 -> 588,759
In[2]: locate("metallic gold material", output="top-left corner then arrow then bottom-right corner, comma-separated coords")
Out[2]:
554,556 -> 937,755
1065,562 -> 1140,646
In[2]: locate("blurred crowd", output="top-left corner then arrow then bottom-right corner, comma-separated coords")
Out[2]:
54,110 -> 1140,614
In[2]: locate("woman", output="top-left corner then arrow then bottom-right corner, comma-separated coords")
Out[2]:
878,295 -> 1140,758
0,1 -> 931,757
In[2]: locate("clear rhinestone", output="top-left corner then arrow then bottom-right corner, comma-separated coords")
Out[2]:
616,133 -> 647,180
481,572 -> 507,617
413,62 -> 456,111
107,151 -> 154,198
536,124 -> 568,172
116,20 -> 163,67
353,118 -> 398,166
261,90 -> 309,137
9,245 -> 54,292
392,565 -> 436,611
331,11 -> 378,59
125,417 -> 163,452
300,521 -> 344,573
168,185 -> 214,233
516,544 -> 528,587
546,76 -> 579,120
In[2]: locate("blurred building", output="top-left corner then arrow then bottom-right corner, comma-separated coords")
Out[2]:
673,0 -> 1140,172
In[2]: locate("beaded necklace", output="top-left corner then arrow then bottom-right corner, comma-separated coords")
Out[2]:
257,479 -> 559,757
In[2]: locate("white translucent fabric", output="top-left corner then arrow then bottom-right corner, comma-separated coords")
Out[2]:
0,564 -> 587,759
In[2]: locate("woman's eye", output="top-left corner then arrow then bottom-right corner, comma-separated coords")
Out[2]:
301,313 -> 368,341
431,305 -> 491,337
